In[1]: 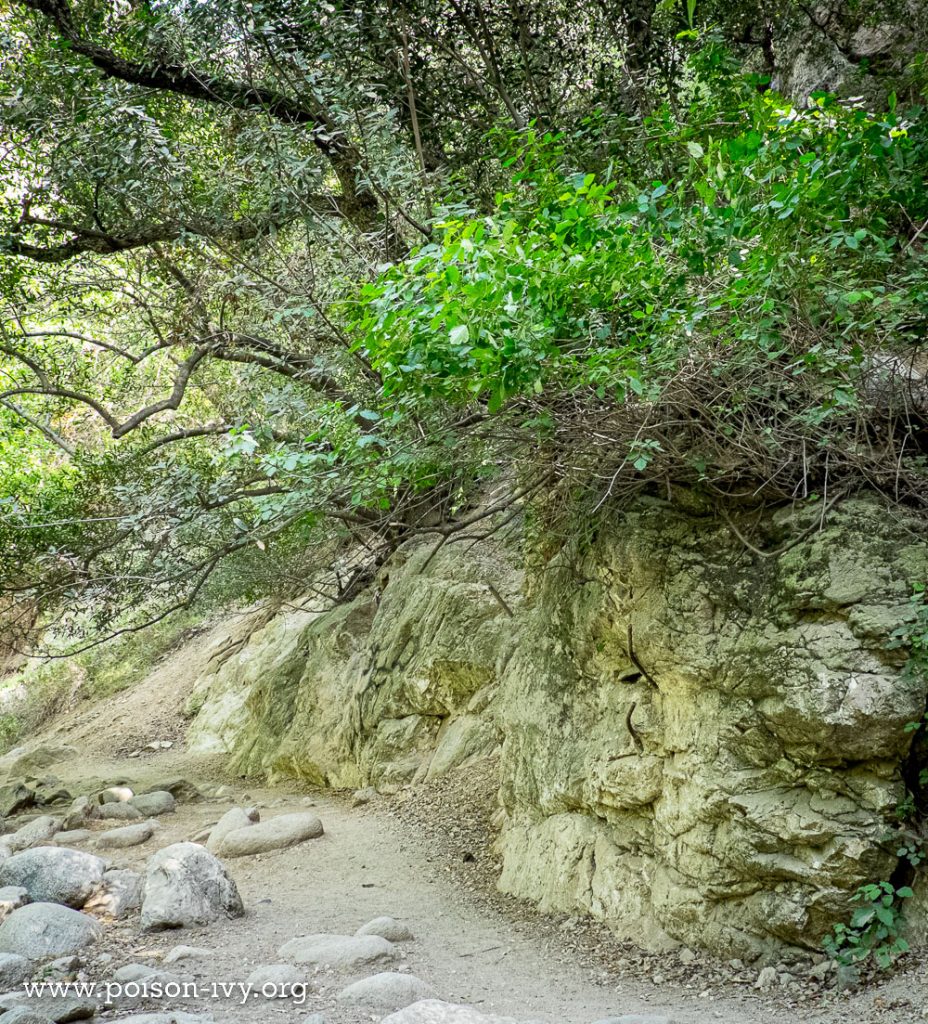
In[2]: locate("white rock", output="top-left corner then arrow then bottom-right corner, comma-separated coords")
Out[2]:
163,945 -> 214,965
93,820 -> 157,850
0,951 -> 32,988
245,963 -> 306,992
7,817 -> 61,853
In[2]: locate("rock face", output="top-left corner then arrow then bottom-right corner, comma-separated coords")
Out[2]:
183,496 -> 928,955
0,902 -> 101,958
140,843 -> 244,931
0,848 -> 106,908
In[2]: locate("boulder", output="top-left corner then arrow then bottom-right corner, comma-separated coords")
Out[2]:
129,792 -> 175,817
0,993 -> 96,1022
140,843 -> 244,931
381,1003 -> 532,1024
0,951 -> 32,988
337,972 -> 437,1011
0,848 -> 106,908
52,831 -> 92,847
0,1006 -> 53,1023
0,785 -> 35,818
83,869 -> 142,919
108,1016 -> 213,1023
149,780 -> 203,804
204,808 -> 257,854
215,813 -> 323,858
0,886 -> 29,921
93,821 -> 157,850
97,803 -> 141,822
163,945 -> 213,965
61,798 -> 96,833
277,933 -> 396,972
8,818 -> 61,854
356,916 -> 414,942
0,903 -> 101,958
244,963 -> 305,991
5,746 -> 76,778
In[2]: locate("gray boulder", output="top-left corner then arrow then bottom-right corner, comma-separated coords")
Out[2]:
97,803 -> 141,822
61,798 -> 96,833
149,780 -> 203,804
0,951 -> 32,989
1,1007 -> 53,1023
0,887 -> 29,922
381,1004 -> 534,1024
93,821 -> 157,850
277,933 -> 396,971
245,963 -> 305,991
337,972 -> 436,1011
0,993 -> 96,1022
0,785 -> 36,818
109,1016 -> 213,1023
8,818 -> 61,854
215,813 -> 323,858
140,843 -> 244,931
83,869 -> 141,920
0,848 -> 106,908
5,745 -> 76,778
52,831 -> 91,847
0,903 -> 101,958
356,916 -> 414,942
204,808 -> 257,854
590,1018 -> 674,1024
129,792 -> 175,817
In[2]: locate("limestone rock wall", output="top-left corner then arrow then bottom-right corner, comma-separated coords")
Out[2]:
184,495 -> 928,956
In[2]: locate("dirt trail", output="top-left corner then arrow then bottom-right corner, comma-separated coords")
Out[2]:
11,649 -> 926,1024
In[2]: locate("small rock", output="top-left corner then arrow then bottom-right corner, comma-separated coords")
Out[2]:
836,963 -> 860,991
112,963 -> 192,985
278,934 -> 396,972
93,820 -> 157,850
380,1002 -> 526,1023
216,812 -> 323,858
755,966 -> 778,990
0,785 -> 36,819
105,1015 -> 210,1023
140,843 -> 244,931
53,831 -> 92,847
129,792 -> 175,817
337,972 -> 436,1012
0,848 -> 106,908
351,788 -> 376,808
163,945 -> 214,965
245,963 -> 306,991
97,803 -> 142,822
0,903 -> 101,958
677,948 -> 696,965
356,916 -> 415,942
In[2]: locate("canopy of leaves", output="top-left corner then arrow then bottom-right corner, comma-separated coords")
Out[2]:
0,1 -> 927,652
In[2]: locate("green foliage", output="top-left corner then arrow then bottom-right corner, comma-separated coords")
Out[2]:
823,881 -> 913,969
